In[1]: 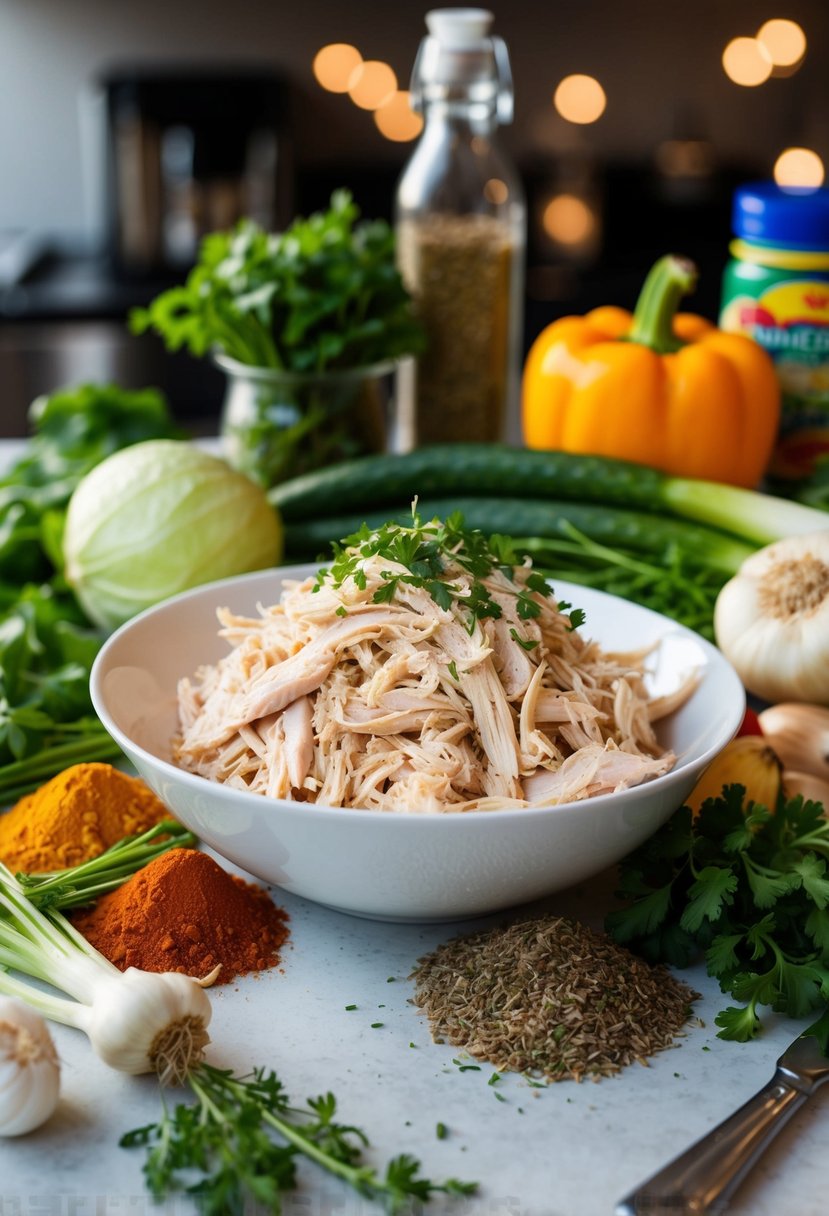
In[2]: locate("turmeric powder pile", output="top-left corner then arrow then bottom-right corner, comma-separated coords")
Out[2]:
0,763 -> 174,873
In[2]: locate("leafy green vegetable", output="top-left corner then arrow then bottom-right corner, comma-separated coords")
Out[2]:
606,785 -> 829,1040
121,1063 -> 476,1214
63,440 -> 282,630
317,508 -> 566,634
0,384 -> 180,800
130,191 -> 424,374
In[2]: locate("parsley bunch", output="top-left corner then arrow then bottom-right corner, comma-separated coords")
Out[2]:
130,191 -> 424,373
319,510 -> 585,638
121,1063 -> 476,1215
606,785 -> 829,1041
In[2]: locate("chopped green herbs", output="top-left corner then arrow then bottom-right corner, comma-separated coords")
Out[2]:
317,508 -> 563,635
509,628 -> 538,651
606,784 -> 829,1040
436,1122 -> 447,1140
345,1004 -> 357,1011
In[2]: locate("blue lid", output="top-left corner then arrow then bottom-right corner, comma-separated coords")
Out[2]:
733,181 -> 829,249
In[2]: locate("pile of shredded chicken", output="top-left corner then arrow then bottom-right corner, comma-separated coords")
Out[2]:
175,554 -> 696,812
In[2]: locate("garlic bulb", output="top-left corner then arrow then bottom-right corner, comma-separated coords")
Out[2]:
76,969 -> 212,1086
758,702 -> 829,780
714,532 -> 829,705
0,997 -> 60,1136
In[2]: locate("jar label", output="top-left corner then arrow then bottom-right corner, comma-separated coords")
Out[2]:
721,278 -> 829,480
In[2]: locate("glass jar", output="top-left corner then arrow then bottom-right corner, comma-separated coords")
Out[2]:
216,354 -> 406,487
395,8 -> 526,445
720,182 -> 829,483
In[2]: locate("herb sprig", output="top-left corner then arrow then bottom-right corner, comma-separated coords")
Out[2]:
317,509 -> 583,634
130,191 -> 424,374
606,784 -> 829,1040
122,1063 -> 476,1214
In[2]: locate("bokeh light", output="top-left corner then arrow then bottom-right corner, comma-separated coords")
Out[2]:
757,18 -> 807,67
553,75 -> 606,124
348,61 -> 398,111
722,37 -> 772,86
374,91 -> 424,142
543,194 -> 596,245
313,44 -> 363,94
484,178 -> 509,205
774,147 -> 825,188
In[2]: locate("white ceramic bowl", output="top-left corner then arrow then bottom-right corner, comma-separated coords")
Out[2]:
90,566 -> 744,922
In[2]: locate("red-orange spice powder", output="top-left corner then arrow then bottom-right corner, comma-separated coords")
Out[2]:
73,848 -> 289,984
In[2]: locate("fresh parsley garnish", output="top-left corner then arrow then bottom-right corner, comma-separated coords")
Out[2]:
130,191 -> 424,374
121,1064 -> 476,1213
509,628 -> 539,652
316,508 -> 567,634
606,784 -> 829,1040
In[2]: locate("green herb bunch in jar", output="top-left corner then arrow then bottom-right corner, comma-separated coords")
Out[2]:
131,191 -> 425,486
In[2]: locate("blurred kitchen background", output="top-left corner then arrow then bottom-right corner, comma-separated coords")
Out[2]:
1,0 -> 826,434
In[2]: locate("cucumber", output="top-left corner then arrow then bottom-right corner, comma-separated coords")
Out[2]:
282,496 -> 755,574
270,445 -> 667,522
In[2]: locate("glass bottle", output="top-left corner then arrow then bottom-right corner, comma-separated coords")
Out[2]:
395,8 -> 526,445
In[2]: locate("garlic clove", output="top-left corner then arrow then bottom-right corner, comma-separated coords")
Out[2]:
757,702 -> 829,780
782,768 -> 829,809
0,997 -> 61,1137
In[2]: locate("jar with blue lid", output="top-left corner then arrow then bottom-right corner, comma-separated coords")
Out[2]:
720,181 -> 829,482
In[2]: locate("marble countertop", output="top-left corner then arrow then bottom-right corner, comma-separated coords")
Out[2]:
4,860 -> 826,1216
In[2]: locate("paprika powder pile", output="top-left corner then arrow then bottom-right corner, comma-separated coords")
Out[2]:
0,763 -> 174,873
72,847 -> 290,984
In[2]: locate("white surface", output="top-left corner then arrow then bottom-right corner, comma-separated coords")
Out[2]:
90,567 -> 744,920
3,862 -> 826,1216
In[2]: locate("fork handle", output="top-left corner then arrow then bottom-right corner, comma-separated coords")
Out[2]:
615,1068 -> 810,1215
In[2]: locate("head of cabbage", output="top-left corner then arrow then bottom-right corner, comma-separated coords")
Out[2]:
63,440 -> 283,630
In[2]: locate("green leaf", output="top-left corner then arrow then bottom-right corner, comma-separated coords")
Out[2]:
680,866 -> 738,933
714,1004 -> 761,1042
705,932 -> 744,978
806,907 -> 829,950
792,855 -> 829,910
742,857 -> 800,909
606,882 -> 674,942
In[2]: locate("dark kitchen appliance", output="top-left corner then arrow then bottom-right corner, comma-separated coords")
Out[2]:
99,66 -> 293,278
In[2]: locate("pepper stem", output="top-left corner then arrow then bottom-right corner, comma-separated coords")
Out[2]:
627,255 -> 698,354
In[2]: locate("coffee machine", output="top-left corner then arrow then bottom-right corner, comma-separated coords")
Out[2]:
100,66 -> 293,278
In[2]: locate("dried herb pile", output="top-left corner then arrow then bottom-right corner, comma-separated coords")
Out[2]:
411,915 -> 698,1082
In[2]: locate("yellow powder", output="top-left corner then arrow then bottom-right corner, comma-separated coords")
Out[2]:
0,763 -> 174,873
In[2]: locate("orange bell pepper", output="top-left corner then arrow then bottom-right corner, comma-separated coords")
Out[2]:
521,255 -> 781,488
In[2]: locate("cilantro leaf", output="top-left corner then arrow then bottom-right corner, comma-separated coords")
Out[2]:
607,783 -> 829,1038
792,855 -> 829,910
679,866 -> 738,933
714,1003 -> 761,1042
606,881 -> 673,941
705,933 -> 744,979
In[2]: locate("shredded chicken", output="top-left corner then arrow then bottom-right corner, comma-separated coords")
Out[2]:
174,550 -> 696,812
